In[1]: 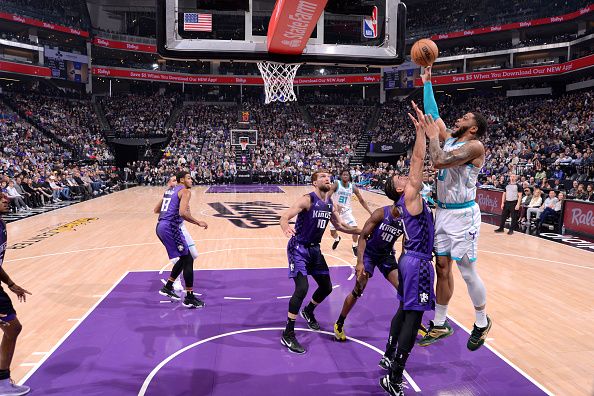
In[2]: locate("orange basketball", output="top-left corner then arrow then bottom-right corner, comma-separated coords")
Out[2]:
411,39 -> 439,67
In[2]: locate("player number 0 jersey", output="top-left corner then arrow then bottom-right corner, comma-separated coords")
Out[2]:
436,138 -> 482,204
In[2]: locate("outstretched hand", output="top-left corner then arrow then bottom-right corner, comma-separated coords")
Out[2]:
421,66 -> 432,84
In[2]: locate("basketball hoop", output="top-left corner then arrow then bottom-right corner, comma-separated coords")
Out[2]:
257,61 -> 301,104
239,137 -> 249,151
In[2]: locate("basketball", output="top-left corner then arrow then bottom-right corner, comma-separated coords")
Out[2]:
411,39 -> 439,67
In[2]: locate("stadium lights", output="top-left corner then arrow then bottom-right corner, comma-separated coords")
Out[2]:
457,87 -> 475,91
493,85 -> 503,88
152,63 -> 159,69
320,68 -> 325,74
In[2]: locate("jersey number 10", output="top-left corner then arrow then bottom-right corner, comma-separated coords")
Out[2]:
317,219 -> 327,229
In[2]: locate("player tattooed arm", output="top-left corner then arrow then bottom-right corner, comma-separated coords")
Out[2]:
280,195 -> 311,237
403,102 -> 429,216
178,189 -> 208,229
353,185 -> 373,215
426,137 -> 484,169
330,205 -> 361,235
356,208 -> 384,278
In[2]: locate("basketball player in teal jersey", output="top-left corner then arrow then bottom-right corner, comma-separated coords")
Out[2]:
328,170 -> 373,257
418,66 -> 492,351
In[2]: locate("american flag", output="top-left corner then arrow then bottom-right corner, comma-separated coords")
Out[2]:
184,13 -> 212,32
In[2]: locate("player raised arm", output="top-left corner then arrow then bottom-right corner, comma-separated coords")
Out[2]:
403,102 -> 429,216
422,66 -> 449,142
280,194 -> 311,237
178,189 -> 208,229
355,208 -> 385,277
353,185 -> 373,215
330,205 -> 361,235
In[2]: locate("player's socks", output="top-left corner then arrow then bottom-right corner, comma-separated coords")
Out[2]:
336,315 -> 346,330
332,236 -> 341,250
433,304 -> 448,326
165,280 -> 174,289
467,316 -> 492,351
475,308 -> 488,328
285,317 -> 296,333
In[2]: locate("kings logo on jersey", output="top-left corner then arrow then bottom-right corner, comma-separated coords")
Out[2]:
363,6 -> 378,39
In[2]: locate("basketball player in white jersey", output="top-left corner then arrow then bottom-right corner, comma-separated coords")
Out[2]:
328,170 -> 373,257
154,175 -> 199,294
417,66 -> 492,351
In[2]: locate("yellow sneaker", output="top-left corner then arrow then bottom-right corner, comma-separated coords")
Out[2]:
334,322 -> 346,342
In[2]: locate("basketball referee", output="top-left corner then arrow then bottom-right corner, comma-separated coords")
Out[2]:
495,174 -> 522,235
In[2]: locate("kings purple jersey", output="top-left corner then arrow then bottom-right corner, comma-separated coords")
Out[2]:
0,220 -> 6,268
397,194 -> 434,255
365,206 -> 404,256
293,192 -> 333,245
158,185 -> 184,225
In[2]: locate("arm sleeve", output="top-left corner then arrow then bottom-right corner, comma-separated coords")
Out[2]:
423,82 -> 440,120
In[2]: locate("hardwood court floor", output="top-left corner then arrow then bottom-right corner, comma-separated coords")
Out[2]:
3,186 -> 593,395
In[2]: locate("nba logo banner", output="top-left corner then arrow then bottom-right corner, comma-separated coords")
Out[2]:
363,6 -> 378,39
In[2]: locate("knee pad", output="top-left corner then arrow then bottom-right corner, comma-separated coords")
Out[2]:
293,276 -> 309,300
189,245 -> 199,259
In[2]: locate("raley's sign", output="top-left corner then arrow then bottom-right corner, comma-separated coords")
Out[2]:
431,3 -> 593,41
475,188 -> 503,215
92,66 -> 380,85
563,200 -> 594,238
0,11 -> 89,38
266,0 -> 327,55
92,37 -> 157,53
416,54 -> 594,86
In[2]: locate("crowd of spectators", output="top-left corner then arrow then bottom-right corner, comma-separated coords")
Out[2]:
407,0 -> 590,40
8,93 -> 112,161
1,0 -> 90,29
101,94 -> 179,137
0,102 -> 121,215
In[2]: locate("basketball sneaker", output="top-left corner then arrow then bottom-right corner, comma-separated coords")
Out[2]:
332,236 -> 341,250
334,322 -> 346,342
0,379 -> 30,395
159,285 -> 180,301
378,356 -> 392,371
183,294 -> 205,309
300,308 -> 320,331
418,323 -> 428,337
467,316 -> 492,351
281,331 -> 305,354
418,320 -> 454,346
379,375 -> 403,396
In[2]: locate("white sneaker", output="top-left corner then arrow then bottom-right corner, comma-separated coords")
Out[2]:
0,379 -> 30,396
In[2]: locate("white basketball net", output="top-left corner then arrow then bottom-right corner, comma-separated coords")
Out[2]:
257,61 -> 301,104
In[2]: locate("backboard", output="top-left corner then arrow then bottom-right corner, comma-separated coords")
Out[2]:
156,0 -> 407,67
230,129 -> 258,146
